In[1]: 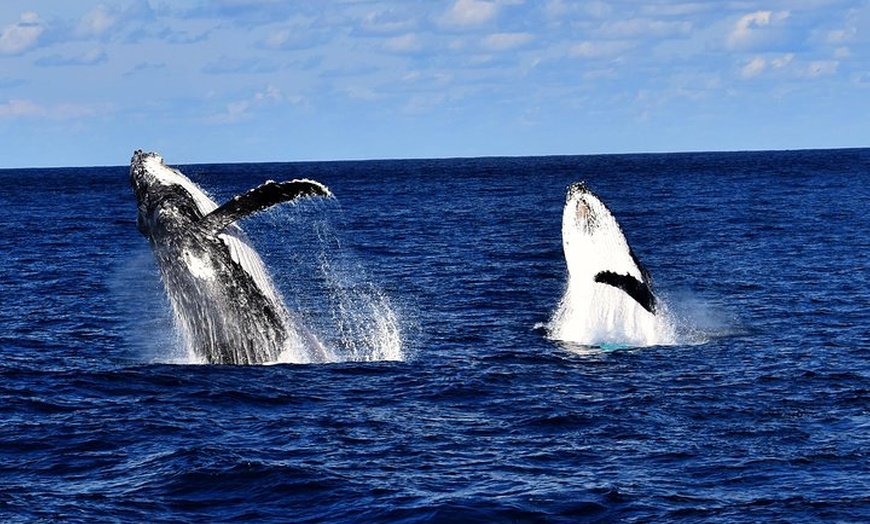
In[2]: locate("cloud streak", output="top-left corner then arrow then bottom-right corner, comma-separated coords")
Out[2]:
0,12 -> 44,55
726,10 -> 792,51
0,98 -> 113,120
441,0 -> 500,28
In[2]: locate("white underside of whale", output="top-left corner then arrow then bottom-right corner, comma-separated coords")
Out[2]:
548,186 -> 674,348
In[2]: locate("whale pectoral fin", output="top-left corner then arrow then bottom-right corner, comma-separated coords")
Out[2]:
199,179 -> 332,233
594,271 -> 657,314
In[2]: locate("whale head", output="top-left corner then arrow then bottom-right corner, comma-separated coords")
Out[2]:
565,181 -> 609,235
130,150 -> 216,240
561,181 -> 657,314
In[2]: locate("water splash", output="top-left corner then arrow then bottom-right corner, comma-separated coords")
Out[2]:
657,290 -> 744,346
314,255 -> 404,362
110,248 -> 189,364
546,280 -> 678,348
546,282 -> 742,352
257,200 -> 406,364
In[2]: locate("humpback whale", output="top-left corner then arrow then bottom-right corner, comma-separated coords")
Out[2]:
130,150 -> 332,365
548,182 -> 671,347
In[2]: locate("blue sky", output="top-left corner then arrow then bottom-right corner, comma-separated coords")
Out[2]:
1,0 -> 868,167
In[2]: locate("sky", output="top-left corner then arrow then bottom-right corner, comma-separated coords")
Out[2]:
1,0 -> 868,167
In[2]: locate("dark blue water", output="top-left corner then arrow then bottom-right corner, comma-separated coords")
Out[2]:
1,150 -> 868,522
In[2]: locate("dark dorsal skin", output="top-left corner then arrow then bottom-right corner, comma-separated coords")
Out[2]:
198,180 -> 332,235
594,271 -> 658,314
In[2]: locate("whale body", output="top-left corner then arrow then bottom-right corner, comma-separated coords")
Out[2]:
130,150 -> 332,364
548,182 -> 671,347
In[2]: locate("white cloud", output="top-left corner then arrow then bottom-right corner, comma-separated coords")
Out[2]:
739,53 -> 794,78
770,54 -> 794,69
0,99 -> 44,118
384,33 -> 423,53
598,19 -> 692,40
51,102 -> 114,120
544,0 -> 569,17
0,98 -> 112,120
254,85 -> 283,103
359,10 -> 417,35
546,0 -> 611,19
403,92 -> 449,115
851,71 -> 870,88
77,4 -> 119,38
833,46 -> 850,59
570,40 -> 634,59
260,21 -> 326,50
202,56 -> 279,75
342,86 -> 385,102
482,32 -> 532,51
740,56 -> 768,78
402,71 -> 453,87
36,48 -> 109,67
802,60 -> 838,78
738,53 -> 841,80
826,27 -> 855,45
667,72 -> 724,102
211,85 -> 297,123
727,10 -> 791,51
441,0 -> 499,28
639,3 -> 711,18
0,12 -> 44,55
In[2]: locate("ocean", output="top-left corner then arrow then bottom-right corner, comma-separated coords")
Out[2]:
0,149 -> 867,522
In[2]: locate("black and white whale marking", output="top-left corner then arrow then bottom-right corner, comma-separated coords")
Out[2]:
130,150 -> 332,365
548,182 -> 669,347
568,181 -> 657,314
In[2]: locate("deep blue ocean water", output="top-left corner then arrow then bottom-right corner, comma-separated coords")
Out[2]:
0,149 -> 868,522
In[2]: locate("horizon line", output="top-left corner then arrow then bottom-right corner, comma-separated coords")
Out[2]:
2,145 -> 867,171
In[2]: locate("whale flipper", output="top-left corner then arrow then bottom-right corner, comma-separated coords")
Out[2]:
200,179 -> 332,234
594,271 -> 657,314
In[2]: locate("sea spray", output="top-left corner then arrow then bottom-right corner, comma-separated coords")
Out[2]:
263,200 -> 406,363
658,289 -> 744,345
110,248 -> 189,363
547,280 -> 678,347
317,255 -> 404,362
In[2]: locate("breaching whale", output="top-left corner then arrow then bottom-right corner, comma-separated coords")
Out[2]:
548,182 -> 672,347
130,150 -> 333,365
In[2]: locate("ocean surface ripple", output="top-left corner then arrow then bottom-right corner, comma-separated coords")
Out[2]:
1,149 -> 868,522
